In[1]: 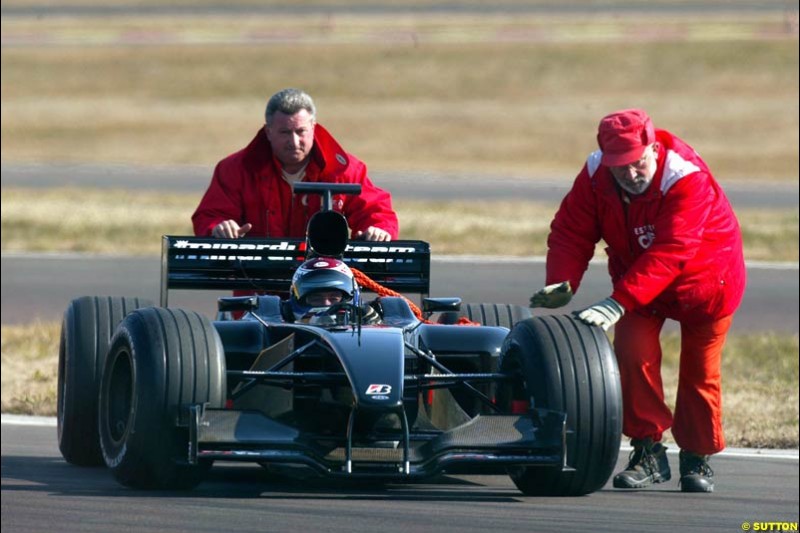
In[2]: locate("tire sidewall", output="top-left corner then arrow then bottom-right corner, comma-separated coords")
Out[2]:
98,324 -> 140,471
98,314 -> 170,482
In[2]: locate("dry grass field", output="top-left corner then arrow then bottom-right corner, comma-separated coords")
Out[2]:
2,4 -> 798,181
1,186 -> 797,259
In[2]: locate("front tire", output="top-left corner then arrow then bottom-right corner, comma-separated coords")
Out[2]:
501,315 -> 622,496
98,307 -> 226,489
57,296 -> 153,466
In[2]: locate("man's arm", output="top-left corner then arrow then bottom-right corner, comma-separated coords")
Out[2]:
544,166 -> 601,293
340,158 -> 399,241
192,161 -> 247,237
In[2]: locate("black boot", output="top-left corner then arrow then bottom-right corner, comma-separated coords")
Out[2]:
679,451 -> 714,493
613,438 -> 671,489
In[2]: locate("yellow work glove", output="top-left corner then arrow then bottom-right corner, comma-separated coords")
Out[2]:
529,281 -> 573,309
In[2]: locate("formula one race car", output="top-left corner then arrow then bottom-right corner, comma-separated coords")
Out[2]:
57,183 -> 622,496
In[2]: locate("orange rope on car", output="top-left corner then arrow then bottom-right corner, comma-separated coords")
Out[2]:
351,267 -> 479,326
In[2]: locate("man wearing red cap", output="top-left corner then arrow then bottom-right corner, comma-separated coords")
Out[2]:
530,108 -> 746,493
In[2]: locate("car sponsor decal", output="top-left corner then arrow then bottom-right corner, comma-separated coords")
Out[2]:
170,238 -> 420,263
344,244 -> 416,264
172,239 -> 304,261
174,240 -> 302,252
365,384 -> 392,400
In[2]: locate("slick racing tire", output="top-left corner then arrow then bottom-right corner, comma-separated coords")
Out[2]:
58,296 -> 153,466
500,315 -> 622,496
440,303 -> 532,328
98,307 -> 226,489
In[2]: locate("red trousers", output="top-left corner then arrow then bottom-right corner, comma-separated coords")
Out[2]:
613,311 -> 734,455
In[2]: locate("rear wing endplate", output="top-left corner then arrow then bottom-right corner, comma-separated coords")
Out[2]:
160,236 -> 430,307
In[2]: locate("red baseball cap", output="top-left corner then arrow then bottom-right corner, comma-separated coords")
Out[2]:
596,109 -> 656,167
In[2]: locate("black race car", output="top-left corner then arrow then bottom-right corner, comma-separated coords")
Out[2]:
57,183 -> 622,496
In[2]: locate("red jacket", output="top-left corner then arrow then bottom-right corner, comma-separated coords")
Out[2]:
192,125 -> 399,239
546,130 -> 745,321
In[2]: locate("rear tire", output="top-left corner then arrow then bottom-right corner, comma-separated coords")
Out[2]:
501,315 -> 622,496
57,296 -> 153,466
98,307 -> 226,489
441,303 -> 531,328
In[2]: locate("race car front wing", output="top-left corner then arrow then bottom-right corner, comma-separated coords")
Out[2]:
187,404 -> 570,479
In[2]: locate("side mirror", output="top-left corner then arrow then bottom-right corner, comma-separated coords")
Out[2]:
217,296 -> 258,313
422,297 -> 462,313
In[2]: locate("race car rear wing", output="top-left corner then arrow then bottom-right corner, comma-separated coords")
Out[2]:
160,236 -> 430,307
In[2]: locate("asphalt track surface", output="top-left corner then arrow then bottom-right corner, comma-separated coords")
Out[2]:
1,418 -> 798,533
2,253 -> 798,335
2,162 -> 799,208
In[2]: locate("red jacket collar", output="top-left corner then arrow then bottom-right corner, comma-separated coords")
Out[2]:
241,123 -> 351,180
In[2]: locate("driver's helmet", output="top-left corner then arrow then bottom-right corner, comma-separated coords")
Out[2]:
290,257 -> 359,322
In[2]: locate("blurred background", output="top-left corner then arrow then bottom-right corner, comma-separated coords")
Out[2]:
2,0 -> 798,181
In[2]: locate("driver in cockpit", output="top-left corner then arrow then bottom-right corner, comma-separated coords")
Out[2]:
289,257 -> 381,325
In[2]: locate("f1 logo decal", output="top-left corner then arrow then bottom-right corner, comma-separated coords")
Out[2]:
366,384 -> 392,396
